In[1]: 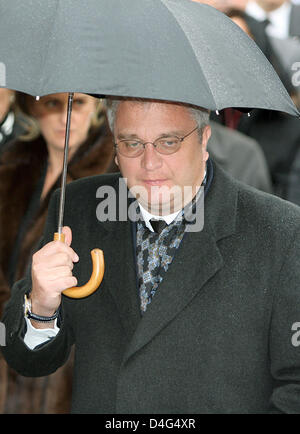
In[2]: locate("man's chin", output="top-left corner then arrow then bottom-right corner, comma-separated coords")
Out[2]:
129,183 -> 197,215
138,195 -> 183,216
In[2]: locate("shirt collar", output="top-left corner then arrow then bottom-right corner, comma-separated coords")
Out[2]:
267,2 -> 291,39
0,111 -> 14,136
246,1 -> 291,20
246,1 -> 269,21
138,203 -> 180,232
245,1 -> 291,39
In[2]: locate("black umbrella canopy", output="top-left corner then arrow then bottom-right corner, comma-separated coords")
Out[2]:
0,0 -> 299,115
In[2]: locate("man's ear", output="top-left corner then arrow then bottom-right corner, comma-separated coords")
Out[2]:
202,125 -> 211,162
114,154 -> 119,167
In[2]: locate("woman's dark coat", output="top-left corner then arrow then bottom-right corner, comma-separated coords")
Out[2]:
0,124 -> 116,413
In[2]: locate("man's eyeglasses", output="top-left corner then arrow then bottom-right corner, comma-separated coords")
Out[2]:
114,126 -> 199,158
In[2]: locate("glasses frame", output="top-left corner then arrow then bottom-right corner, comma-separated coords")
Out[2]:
114,125 -> 199,158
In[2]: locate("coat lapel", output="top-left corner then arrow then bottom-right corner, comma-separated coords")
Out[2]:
101,219 -> 141,340
122,222 -> 224,363
95,177 -> 141,341
96,162 -> 239,363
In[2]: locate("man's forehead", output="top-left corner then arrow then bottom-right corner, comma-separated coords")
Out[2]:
118,99 -> 184,109
115,100 -> 195,134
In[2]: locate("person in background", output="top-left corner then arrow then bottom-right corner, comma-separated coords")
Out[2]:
201,0 -> 300,24
0,92 -> 116,414
245,1 -> 300,95
0,89 -> 24,153
197,1 -> 300,91
190,2 -> 274,193
208,121 -> 272,193
199,2 -> 300,199
229,4 -> 300,199
201,1 -> 300,98
245,0 -> 300,40
196,0 -> 249,12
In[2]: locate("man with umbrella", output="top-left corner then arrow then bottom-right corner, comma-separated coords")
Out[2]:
1,0 -> 300,414
3,95 -> 300,413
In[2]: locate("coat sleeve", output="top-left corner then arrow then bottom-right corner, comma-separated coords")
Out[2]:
269,223 -> 300,413
0,189 -> 75,377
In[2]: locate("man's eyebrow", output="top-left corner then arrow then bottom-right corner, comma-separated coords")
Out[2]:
117,130 -> 185,140
158,130 -> 185,137
117,133 -> 141,141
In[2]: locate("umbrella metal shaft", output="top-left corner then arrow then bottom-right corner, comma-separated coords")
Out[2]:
58,92 -> 74,234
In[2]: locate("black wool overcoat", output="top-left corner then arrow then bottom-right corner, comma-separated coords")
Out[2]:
2,161 -> 300,414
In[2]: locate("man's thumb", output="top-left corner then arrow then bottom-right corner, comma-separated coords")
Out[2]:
62,226 -> 72,247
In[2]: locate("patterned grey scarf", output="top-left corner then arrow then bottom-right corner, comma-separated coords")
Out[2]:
136,163 -> 211,313
136,217 -> 186,313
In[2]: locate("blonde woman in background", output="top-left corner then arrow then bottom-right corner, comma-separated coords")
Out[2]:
0,92 -> 116,413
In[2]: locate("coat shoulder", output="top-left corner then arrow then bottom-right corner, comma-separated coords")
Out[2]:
236,178 -> 300,236
210,161 -> 300,243
68,172 -> 121,190
54,172 -> 122,202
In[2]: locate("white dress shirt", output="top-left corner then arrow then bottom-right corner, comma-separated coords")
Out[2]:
0,112 -> 14,144
138,203 -> 181,232
24,317 -> 60,350
246,1 -> 292,39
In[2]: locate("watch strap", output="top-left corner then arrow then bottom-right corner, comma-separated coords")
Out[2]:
24,293 -> 59,323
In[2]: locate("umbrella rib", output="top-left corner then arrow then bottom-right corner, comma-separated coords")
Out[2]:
38,0 -> 61,95
159,0 -> 218,110
57,92 -> 74,234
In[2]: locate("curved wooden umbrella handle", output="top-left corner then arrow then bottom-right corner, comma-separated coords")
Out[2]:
53,232 -> 104,299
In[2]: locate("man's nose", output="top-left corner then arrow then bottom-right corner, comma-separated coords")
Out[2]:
141,143 -> 163,170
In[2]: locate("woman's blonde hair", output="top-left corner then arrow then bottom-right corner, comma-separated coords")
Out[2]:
15,92 -> 105,142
